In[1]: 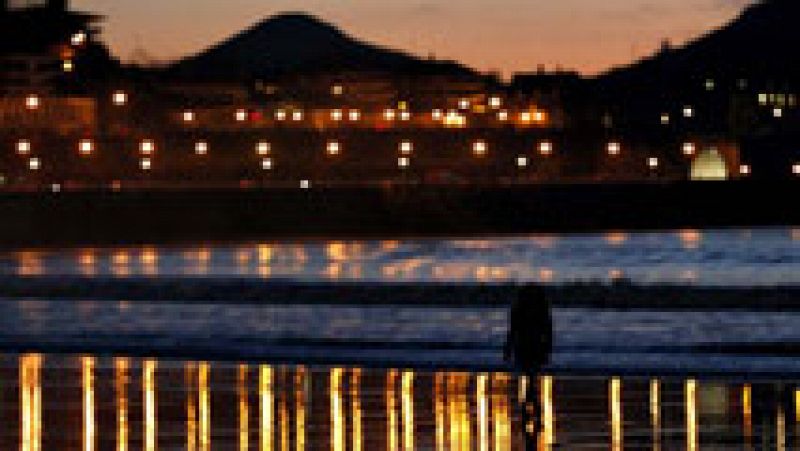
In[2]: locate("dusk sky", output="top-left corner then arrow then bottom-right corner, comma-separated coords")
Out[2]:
73,0 -> 753,75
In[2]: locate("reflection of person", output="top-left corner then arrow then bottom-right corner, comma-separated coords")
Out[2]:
504,284 -> 553,450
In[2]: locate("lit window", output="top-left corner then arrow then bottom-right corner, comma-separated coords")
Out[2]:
399,111 -> 411,121
660,113 -> 670,125
533,111 -> 546,123
489,96 -> 502,109
648,157 -> 659,169
51,183 -> 61,193
739,164 -> 751,175
704,79 -> 715,91
140,158 -> 152,171
473,140 -> 488,156
256,142 -> 271,155
235,109 -> 248,122
348,110 -> 361,121
331,109 -> 343,121
398,157 -> 410,168
112,91 -> 128,106
399,141 -> 413,155
195,141 -> 208,155
497,110 -> 509,121
398,101 -> 409,110
458,99 -> 470,110
520,112 -> 532,123
682,143 -> 696,156
607,142 -> 621,156
274,110 -> 286,121
78,139 -> 94,155
383,109 -> 396,121
516,156 -> 529,168
539,141 -> 553,155
774,108 -> 783,118
71,31 -> 87,46
432,109 -> 443,121
327,141 -> 341,155
793,164 -> 800,175
182,111 -> 196,122
16,140 -> 31,155
25,95 -> 40,110
683,106 -> 694,118
262,158 -> 273,170
758,93 -> 768,105
443,111 -> 467,128
140,140 -> 155,155
331,85 -> 343,96
300,179 -> 311,189
28,158 -> 40,171
62,60 -> 74,72
292,110 -> 303,121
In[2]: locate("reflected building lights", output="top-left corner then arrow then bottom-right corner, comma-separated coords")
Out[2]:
199,363 -> 211,451
610,378 -> 623,451
650,379 -> 661,451
295,367 -> 307,451
743,384 -> 752,446
387,370 -> 399,451
116,358 -> 130,451
402,371 -> 415,451
20,353 -> 42,451
492,373 -> 511,451
541,375 -> 555,450
434,373 -> 445,451
686,379 -> 698,451
239,365 -> 249,451
187,363 -> 197,451
352,369 -> 363,451
144,360 -> 157,451
83,356 -> 96,451
477,373 -> 489,451
260,365 -> 274,451
331,368 -> 345,451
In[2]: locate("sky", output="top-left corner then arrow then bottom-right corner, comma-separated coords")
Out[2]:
73,0 -> 753,76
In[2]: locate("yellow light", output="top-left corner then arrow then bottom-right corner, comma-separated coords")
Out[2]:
292,110 -> 303,121
331,109 -> 343,121
533,111 -> 546,122
195,141 -> 208,155
383,109 -> 396,121
331,85 -> 343,96
71,31 -> 87,46
183,111 -> 195,122
17,140 -> 31,154
398,157 -> 410,168
399,141 -> 413,155
348,110 -> 361,121
262,158 -> 273,170
661,113 -> 670,125
327,141 -> 341,155
444,111 -> 466,128
740,164 -> 751,175
520,112 -> 532,123
497,110 -> 509,121
140,140 -> 155,155
112,91 -> 128,106
458,99 -> 470,110
774,108 -> 783,118
793,164 -> 800,175
473,140 -> 488,156
256,142 -> 271,155
29,158 -> 40,170
63,59 -> 74,72
517,156 -> 529,167
79,139 -> 94,155
235,109 -> 248,122
141,158 -> 152,170
432,109 -> 443,120
758,93 -> 768,105
682,142 -> 696,156
25,95 -> 40,110
648,157 -> 659,168
488,96 -> 502,109
683,106 -> 694,118
300,179 -> 311,189
399,111 -> 411,121
607,142 -> 621,156
274,110 -> 286,121
539,141 -> 553,155
398,101 -> 408,110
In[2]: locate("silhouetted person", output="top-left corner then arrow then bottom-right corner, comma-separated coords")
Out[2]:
504,284 -> 553,450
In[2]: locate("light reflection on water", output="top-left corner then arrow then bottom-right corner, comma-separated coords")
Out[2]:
4,353 -> 800,450
2,227 -> 800,286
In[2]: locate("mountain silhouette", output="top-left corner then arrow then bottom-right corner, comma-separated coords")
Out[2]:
168,12 -> 476,80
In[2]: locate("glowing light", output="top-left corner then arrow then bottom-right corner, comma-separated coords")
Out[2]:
20,354 -> 42,451
401,371 -> 415,451
458,99 -> 470,110
331,109 -> 343,121
704,79 -> 715,91
517,156 -> 529,167
683,106 -> 694,118
793,163 -> 800,175
444,111 -> 467,128
144,360 -> 157,451
63,59 -> 74,72
79,139 -> 94,155
331,85 -> 343,96
399,110 -> 411,121
660,113 -> 670,125
686,379 -> 698,451
115,359 -> 129,451
17,140 -> 31,154
497,110 -> 509,121
648,157 -> 659,169
235,109 -> 248,122
28,158 -> 40,170
758,93 -> 768,105
740,164 -> 751,175
140,158 -> 152,171
83,356 -> 96,451
71,31 -> 87,46
682,142 -> 696,156
611,378 -> 623,451
398,157 -> 410,168
261,158 -> 273,170
539,141 -> 553,156
300,179 -> 311,189
774,108 -> 784,118
256,141 -> 271,155
327,141 -> 341,155
292,110 -> 303,121
25,95 -> 40,110
533,111 -> 546,122
259,366 -> 274,451
274,110 -> 286,121
195,141 -> 208,155
607,142 -> 621,156
182,111 -> 196,122
431,109 -> 443,120
140,140 -> 155,154
348,110 -> 361,121
399,141 -> 413,155
331,368 -> 345,451
112,91 -> 128,106
519,111 -> 532,123
489,96 -> 502,108
383,109 -> 396,121
473,140 -> 488,156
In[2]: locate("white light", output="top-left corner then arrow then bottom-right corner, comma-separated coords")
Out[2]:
140,158 -> 152,171
520,112 -> 532,123
432,109 -> 443,120
262,158 -> 273,170
28,158 -> 40,171
648,157 -> 659,169
195,141 -> 208,155
398,157 -> 410,168
71,31 -> 87,46
51,183 -> 61,193
660,113 -> 670,125
774,108 -> 783,118
489,96 -> 502,109
539,141 -> 553,155
497,110 -> 509,121
182,111 -> 196,122
399,110 -> 411,121
399,141 -> 413,155
517,156 -> 529,168
458,99 -> 470,110
473,140 -> 488,156
607,142 -> 621,156
25,95 -> 40,110
348,110 -> 361,121
256,142 -> 271,155
79,139 -> 94,155
327,141 -> 341,155
739,164 -> 751,175
331,109 -> 343,121
235,109 -> 248,122
533,111 -> 546,122
112,91 -> 128,106
383,109 -> 396,121
140,140 -> 155,155
300,179 -> 311,189
758,93 -> 768,105
292,110 -> 303,121
793,164 -> 800,175
704,79 -> 715,91
331,85 -> 343,96
62,60 -> 74,72
683,106 -> 694,118
274,110 -> 286,121
682,142 -> 696,156
16,140 -> 31,155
